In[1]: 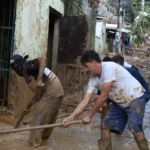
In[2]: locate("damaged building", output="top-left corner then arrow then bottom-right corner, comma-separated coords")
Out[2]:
0,0 -> 96,124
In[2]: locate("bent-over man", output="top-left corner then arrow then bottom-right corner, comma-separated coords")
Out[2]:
112,55 -> 150,103
62,50 -> 149,150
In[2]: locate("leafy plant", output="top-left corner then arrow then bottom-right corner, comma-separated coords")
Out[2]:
130,0 -> 150,44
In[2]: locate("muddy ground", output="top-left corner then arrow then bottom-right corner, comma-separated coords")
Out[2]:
0,54 -> 150,150
0,102 -> 150,150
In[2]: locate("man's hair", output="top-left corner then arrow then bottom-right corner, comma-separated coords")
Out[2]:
112,55 -> 124,66
103,56 -> 112,62
80,50 -> 101,65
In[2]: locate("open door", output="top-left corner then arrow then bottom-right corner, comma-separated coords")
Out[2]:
56,14 -> 96,106
47,7 -> 62,69
57,16 -> 88,64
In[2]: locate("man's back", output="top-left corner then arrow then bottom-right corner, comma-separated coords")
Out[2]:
125,67 -> 150,101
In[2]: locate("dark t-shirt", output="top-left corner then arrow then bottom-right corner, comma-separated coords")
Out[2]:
125,67 -> 150,102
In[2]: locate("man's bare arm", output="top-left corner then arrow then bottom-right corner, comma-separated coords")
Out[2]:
37,56 -> 47,86
86,82 -> 112,118
65,92 -> 94,120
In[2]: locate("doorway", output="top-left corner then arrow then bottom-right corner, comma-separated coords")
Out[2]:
47,7 -> 62,69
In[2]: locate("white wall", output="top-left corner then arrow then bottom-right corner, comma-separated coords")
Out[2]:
14,0 -> 64,59
95,36 -> 101,53
96,21 -> 106,53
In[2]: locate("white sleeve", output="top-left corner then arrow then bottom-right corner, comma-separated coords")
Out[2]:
44,67 -> 56,80
124,61 -> 131,68
44,67 -> 51,76
103,63 -> 117,83
86,77 -> 98,93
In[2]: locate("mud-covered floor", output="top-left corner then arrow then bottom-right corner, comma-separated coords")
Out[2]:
0,101 -> 150,150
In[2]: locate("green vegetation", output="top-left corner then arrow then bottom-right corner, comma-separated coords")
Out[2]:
130,0 -> 150,44
64,0 -> 84,16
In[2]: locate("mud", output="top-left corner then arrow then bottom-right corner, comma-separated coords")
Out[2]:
0,106 -> 150,150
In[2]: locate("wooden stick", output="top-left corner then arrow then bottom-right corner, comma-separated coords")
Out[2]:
57,107 -> 101,119
128,47 -> 150,53
63,103 -> 78,107
57,113 -> 72,119
57,108 -> 91,119
0,120 -> 82,135
14,94 -> 39,128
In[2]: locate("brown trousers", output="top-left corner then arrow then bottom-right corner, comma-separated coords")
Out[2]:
29,96 -> 63,147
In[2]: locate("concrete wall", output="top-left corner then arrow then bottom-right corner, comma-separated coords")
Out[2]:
95,21 -> 107,53
95,36 -> 100,53
14,0 -> 64,58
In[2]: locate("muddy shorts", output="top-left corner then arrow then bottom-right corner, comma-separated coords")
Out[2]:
101,95 -> 146,134
147,48 -> 150,51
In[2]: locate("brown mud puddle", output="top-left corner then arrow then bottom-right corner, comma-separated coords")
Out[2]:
0,111 -> 149,150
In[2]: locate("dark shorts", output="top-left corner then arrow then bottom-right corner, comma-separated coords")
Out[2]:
101,95 -> 146,134
147,48 -> 150,51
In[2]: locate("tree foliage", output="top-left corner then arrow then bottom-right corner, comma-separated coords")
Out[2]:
130,0 -> 150,44
132,13 -> 150,44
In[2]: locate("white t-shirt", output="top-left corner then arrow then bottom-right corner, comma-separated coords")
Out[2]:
115,32 -> 120,43
44,67 -> 56,80
87,62 -> 144,107
124,61 -> 132,68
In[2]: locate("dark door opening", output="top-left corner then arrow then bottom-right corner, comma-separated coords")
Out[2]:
47,7 -> 62,69
57,16 -> 88,63
0,0 -> 16,106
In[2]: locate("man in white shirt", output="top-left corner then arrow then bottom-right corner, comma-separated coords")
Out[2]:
62,50 -> 149,150
115,31 -> 120,53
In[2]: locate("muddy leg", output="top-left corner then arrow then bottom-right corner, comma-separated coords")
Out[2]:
98,104 -> 112,150
133,132 -> 149,150
98,129 -> 112,150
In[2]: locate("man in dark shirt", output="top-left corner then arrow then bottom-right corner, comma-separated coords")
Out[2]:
112,55 -> 150,103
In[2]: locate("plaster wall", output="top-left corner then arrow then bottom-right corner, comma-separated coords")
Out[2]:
14,0 -> 64,58
96,21 -> 107,53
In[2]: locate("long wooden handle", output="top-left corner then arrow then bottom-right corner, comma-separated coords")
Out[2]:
0,120 -> 82,134
14,94 -> 38,128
